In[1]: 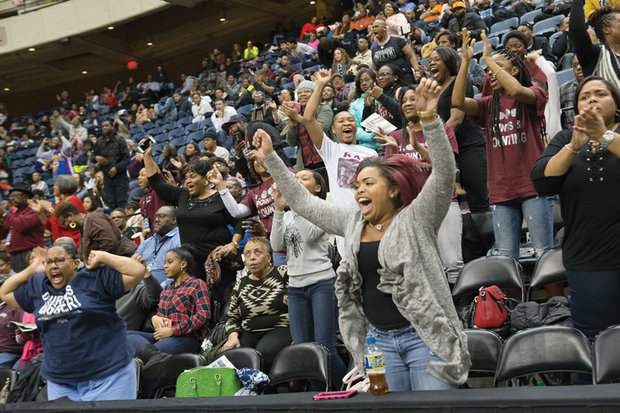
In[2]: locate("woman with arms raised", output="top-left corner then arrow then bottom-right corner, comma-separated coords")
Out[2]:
0,246 -> 146,401
253,79 -> 470,390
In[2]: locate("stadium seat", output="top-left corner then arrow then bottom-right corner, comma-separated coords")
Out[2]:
132,131 -> 145,143
490,17 -> 519,38
167,127 -> 184,139
177,116 -> 193,127
452,255 -> 524,301
520,9 -> 543,25
527,248 -> 566,300
237,104 -> 253,117
185,122 -> 201,133
140,353 -> 205,399
217,347 -> 263,370
556,68 -> 575,87
494,326 -> 592,385
533,15 -> 564,37
594,325 -> 620,384
548,31 -> 563,49
197,118 -> 213,130
153,133 -> 168,144
268,343 -> 331,392
464,329 -> 503,378
187,131 -> 204,143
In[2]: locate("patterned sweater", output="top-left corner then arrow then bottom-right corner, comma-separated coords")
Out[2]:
263,116 -> 471,385
225,266 -> 289,334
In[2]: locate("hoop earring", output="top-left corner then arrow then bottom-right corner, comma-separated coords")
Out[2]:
68,222 -> 77,229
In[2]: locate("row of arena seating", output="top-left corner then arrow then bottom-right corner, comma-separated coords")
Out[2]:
467,324 -> 620,386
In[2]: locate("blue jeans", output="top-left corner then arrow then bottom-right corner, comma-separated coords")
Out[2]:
0,353 -> 20,369
126,331 -> 201,356
490,196 -> 554,259
566,269 -> 620,340
368,325 -> 456,391
47,360 -> 136,401
288,278 -> 346,388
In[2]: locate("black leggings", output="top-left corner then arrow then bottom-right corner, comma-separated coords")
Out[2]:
239,327 -> 292,372
457,145 -> 489,213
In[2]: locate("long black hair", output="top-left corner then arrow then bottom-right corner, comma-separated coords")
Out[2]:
489,48 -> 534,148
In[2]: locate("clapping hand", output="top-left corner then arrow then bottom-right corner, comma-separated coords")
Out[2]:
573,108 -> 607,148
280,102 -> 302,123
373,128 -> 398,149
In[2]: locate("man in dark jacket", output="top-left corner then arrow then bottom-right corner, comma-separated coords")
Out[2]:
448,1 -> 487,39
91,120 -> 131,209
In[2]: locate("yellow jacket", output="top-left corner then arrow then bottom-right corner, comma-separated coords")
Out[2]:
585,0 -> 620,19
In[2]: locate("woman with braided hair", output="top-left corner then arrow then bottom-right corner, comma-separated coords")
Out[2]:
452,29 -> 554,261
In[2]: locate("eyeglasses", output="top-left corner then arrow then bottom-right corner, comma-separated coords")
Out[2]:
44,257 -> 67,267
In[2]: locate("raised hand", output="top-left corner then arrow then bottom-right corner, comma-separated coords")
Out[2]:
462,29 -> 475,61
315,68 -> 332,86
480,30 -> 493,61
207,166 -> 226,190
252,128 -> 274,158
414,78 -> 442,115
272,185 -> 288,211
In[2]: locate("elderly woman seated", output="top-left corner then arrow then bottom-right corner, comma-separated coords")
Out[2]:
220,237 -> 291,371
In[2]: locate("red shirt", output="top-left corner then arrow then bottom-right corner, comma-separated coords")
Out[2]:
388,124 -> 459,201
473,85 -> 548,204
241,177 -> 278,233
0,207 -> 44,253
46,195 -> 85,247
140,187 -> 167,237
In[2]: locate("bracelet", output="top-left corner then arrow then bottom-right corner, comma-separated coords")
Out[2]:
493,68 -> 506,77
563,144 -> 579,154
417,110 -> 437,120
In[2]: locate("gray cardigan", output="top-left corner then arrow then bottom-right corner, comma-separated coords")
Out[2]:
263,116 -> 471,385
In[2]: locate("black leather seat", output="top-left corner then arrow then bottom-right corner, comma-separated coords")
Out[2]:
464,329 -> 503,376
594,325 -> 620,384
217,347 -> 263,370
494,326 -> 592,385
453,255 -> 524,301
528,248 -> 566,300
268,343 -> 330,392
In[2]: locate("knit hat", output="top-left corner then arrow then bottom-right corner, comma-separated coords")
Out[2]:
296,80 -> 317,93
452,1 -> 466,9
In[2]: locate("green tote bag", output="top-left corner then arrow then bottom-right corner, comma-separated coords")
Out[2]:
175,367 -> 243,398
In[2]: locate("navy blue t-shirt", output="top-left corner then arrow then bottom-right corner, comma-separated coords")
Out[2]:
13,266 -> 130,383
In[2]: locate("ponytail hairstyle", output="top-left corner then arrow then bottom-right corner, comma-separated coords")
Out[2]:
489,48 -> 534,149
168,245 -> 195,275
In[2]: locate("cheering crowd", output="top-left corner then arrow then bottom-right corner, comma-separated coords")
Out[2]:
0,0 -> 618,402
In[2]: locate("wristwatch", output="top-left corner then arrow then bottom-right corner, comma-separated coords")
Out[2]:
602,130 -> 616,148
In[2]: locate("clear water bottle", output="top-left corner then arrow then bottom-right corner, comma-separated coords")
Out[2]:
364,337 -> 388,395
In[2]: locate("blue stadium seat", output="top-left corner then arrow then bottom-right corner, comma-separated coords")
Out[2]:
283,146 -> 297,161
185,122 -> 201,133
237,104 -> 253,117
187,131 -> 204,143
556,68 -> 575,86
170,135 -> 186,147
153,133 -> 168,143
197,118 -> 213,130
177,116 -> 193,126
282,81 -> 295,90
419,58 -> 429,68
167,128 -> 184,139
132,131 -> 145,143
490,17 -> 518,38
161,121 -> 177,132
142,122 -> 156,131
548,31 -> 563,48
533,15 -> 564,37
520,9 -> 543,25
147,127 -> 163,136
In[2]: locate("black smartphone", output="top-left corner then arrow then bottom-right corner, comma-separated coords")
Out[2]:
138,136 -> 156,153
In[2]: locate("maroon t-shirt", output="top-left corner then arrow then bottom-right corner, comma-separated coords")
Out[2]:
473,85 -> 547,204
388,124 -> 459,200
241,177 -> 277,233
